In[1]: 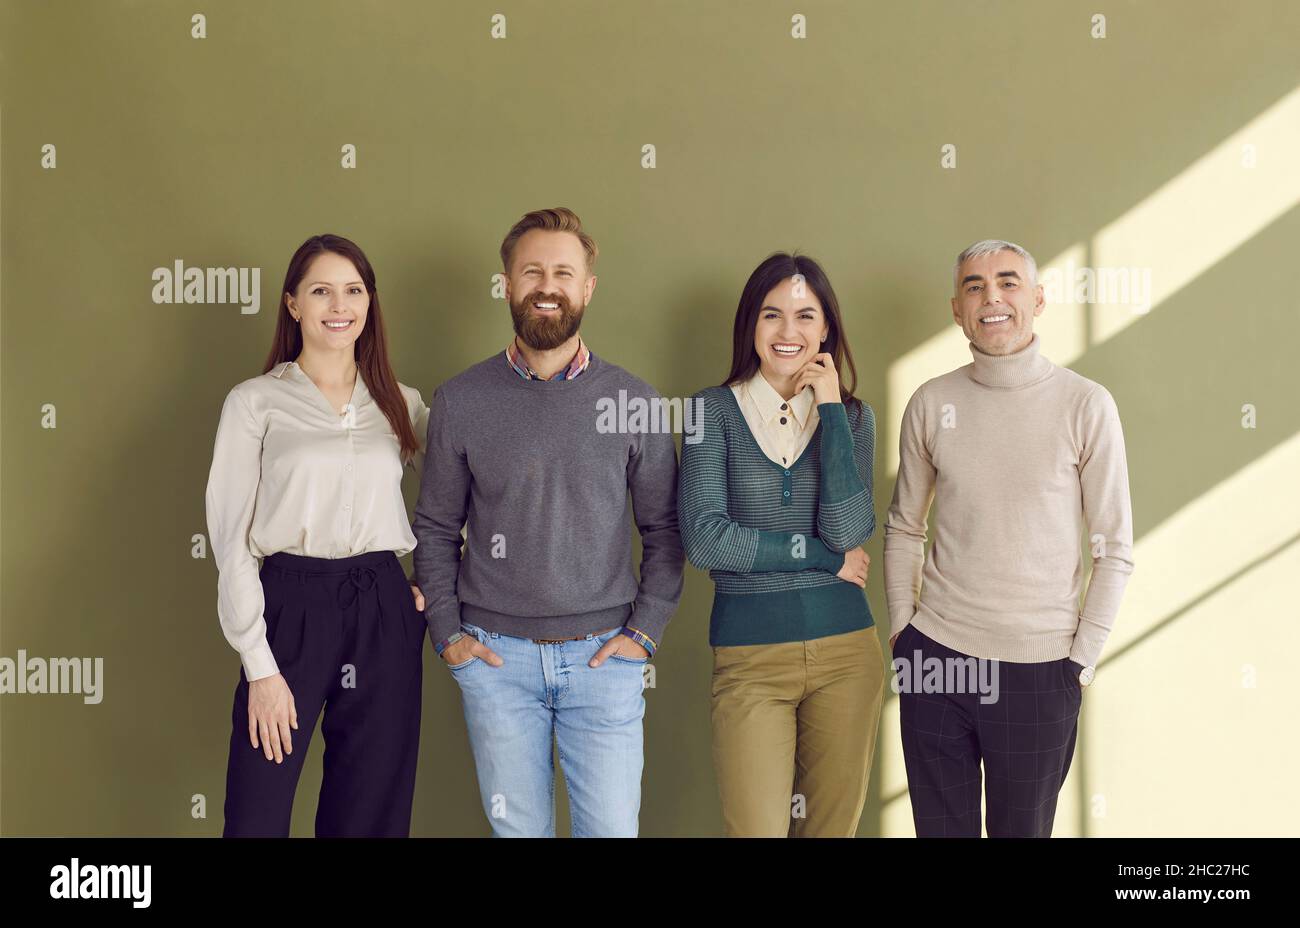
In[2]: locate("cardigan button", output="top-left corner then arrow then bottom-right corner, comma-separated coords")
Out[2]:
783,490 -> 790,497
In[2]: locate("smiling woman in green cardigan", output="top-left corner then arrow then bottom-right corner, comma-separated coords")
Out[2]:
678,252 -> 884,838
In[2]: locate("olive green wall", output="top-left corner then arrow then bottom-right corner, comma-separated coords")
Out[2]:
2,0 -> 1298,836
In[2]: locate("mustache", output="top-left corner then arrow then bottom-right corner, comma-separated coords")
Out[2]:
510,291 -> 579,320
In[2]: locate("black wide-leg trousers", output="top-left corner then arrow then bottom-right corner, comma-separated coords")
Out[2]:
222,549 -> 425,837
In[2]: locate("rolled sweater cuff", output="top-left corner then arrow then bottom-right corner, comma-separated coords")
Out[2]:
426,606 -> 462,648
623,602 -> 673,649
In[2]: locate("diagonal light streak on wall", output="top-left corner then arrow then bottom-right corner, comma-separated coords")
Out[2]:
884,87 -> 1300,476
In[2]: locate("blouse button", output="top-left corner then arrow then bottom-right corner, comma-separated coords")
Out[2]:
780,403 -> 788,410
780,417 -> 788,425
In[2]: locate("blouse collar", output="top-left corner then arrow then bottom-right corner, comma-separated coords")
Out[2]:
743,368 -> 815,427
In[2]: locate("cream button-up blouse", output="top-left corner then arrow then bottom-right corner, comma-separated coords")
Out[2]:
729,369 -> 819,467
204,361 -> 429,681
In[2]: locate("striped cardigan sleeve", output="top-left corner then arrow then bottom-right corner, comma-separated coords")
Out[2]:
678,390 -> 842,574
815,400 -> 876,552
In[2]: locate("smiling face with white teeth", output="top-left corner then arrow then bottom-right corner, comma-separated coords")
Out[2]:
285,251 -> 370,352
753,277 -> 830,395
505,228 -> 596,351
951,249 -> 1044,356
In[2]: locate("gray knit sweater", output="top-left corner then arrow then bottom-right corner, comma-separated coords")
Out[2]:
412,351 -> 685,646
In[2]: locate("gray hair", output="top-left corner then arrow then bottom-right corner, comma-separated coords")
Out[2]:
953,239 -> 1038,292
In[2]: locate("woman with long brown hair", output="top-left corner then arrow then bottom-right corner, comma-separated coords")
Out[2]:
678,251 -> 884,837
205,234 -> 430,837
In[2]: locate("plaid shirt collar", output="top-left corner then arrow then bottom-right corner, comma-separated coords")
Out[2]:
505,335 -> 591,381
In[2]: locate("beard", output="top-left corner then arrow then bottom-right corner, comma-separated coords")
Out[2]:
510,289 -> 585,351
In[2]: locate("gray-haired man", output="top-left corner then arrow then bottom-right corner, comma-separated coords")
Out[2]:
884,239 -> 1134,837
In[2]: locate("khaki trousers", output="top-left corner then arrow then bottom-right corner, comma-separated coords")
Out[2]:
710,626 -> 885,837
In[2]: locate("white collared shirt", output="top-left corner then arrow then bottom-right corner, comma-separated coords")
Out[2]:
204,361 -> 429,680
730,369 -> 820,467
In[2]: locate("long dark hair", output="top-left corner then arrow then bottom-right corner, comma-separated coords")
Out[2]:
722,251 -> 860,410
262,234 -> 420,464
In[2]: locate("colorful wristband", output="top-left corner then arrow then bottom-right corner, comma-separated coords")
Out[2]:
620,626 -> 657,657
434,630 -> 466,656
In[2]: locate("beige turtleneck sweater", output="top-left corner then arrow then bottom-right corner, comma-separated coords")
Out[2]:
883,333 -> 1134,667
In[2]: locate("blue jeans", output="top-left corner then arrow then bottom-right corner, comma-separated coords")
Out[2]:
448,621 -> 648,837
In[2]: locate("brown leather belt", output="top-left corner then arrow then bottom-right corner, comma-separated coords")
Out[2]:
531,627 -> 619,645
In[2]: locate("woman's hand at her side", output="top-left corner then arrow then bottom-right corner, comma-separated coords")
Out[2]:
409,582 -> 425,611
837,546 -> 870,588
247,673 -> 298,763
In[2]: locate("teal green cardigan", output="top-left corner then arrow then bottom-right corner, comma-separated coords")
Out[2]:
678,384 -> 877,646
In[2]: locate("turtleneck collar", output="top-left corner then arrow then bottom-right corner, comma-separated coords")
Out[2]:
967,332 -> 1055,388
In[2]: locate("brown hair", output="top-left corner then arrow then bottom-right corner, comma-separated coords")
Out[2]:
262,234 -> 421,465
723,251 -> 861,411
499,207 -> 599,274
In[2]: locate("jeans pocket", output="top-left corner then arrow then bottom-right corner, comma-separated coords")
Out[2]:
460,622 -> 487,642
447,654 -> 478,672
595,627 -> 644,660
446,624 -> 486,671
605,627 -> 647,664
